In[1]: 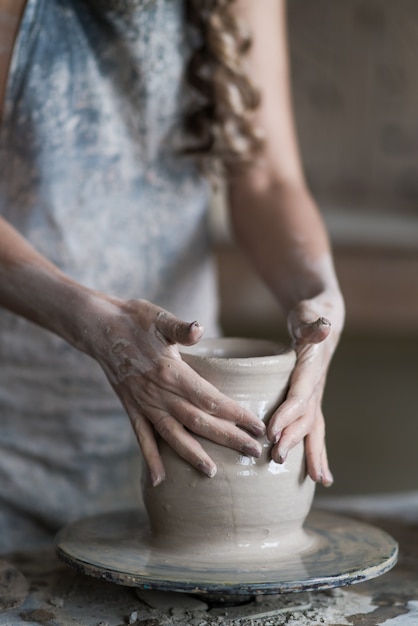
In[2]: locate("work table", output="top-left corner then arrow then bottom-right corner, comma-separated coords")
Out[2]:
1,493 -> 417,626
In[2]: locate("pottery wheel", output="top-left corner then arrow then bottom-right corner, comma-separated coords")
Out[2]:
55,509 -> 398,595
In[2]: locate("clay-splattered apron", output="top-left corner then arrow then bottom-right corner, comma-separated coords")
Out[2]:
0,0 -> 219,553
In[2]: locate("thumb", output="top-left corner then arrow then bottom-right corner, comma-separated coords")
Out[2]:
155,311 -> 205,346
288,305 -> 331,345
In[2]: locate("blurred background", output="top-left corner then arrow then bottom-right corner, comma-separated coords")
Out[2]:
212,0 -> 418,497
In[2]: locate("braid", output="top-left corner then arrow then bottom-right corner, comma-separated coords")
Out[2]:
183,0 -> 264,168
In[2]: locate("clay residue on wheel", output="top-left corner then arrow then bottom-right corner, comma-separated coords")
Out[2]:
0,559 -> 29,611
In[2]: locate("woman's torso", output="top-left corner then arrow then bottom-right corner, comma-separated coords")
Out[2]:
0,0 -> 219,550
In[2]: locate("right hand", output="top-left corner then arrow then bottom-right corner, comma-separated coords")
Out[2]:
81,297 -> 265,486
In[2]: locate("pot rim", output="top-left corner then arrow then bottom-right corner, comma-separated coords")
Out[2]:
180,337 -> 296,368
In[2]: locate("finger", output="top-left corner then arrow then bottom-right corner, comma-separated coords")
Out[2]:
293,317 -> 331,345
149,408 -> 218,478
155,310 -> 204,346
268,395 -> 307,443
304,413 -> 326,484
268,361 -> 326,443
127,405 -> 166,487
271,412 -> 314,464
169,400 -> 262,458
287,299 -> 332,344
191,389 -> 266,438
288,344 -> 325,395
320,444 -> 334,487
302,413 -> 334,486
153,360 -> 266,437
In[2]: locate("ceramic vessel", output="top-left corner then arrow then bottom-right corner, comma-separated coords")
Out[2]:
142,337 -> 316,563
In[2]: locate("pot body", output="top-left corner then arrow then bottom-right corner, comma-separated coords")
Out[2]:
142,338 -> 315,562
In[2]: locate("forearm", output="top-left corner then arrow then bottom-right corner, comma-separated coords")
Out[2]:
0,216 -> 108,352
0,219 -> 267,482
228,176 -> 344,329
227,0 -> 343,328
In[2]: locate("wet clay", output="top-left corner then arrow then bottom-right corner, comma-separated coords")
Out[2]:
142,338 -> 316,563
55,497 -> 398,592
55,341 -> 398,591
0,559 -> 28,611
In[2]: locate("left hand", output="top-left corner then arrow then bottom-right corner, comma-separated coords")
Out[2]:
267,294 -> 343,487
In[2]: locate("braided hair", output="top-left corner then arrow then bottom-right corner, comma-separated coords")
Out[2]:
183,0 -> 264,168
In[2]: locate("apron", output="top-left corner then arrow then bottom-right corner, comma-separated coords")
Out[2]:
0,0 -> 219,553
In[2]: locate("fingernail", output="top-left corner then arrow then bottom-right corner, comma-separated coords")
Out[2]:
278,450 -> 287,464
243,443 -> 262,458
315,471 -> 323,484
189,321 -> 203,331
151,472 -> 165,487
250,423 -> 266,437
323,469 -> 334,487
197,462 -> 217,478
317,317 -> 331,328
271,430 -> 282,444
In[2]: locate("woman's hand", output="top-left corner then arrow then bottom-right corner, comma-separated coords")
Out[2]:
0,219 -> 264,486
267,291 -> 344,487
83,297 -> 265,487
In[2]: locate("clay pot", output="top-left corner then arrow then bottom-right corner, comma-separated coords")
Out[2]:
142,338 -> 315,563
